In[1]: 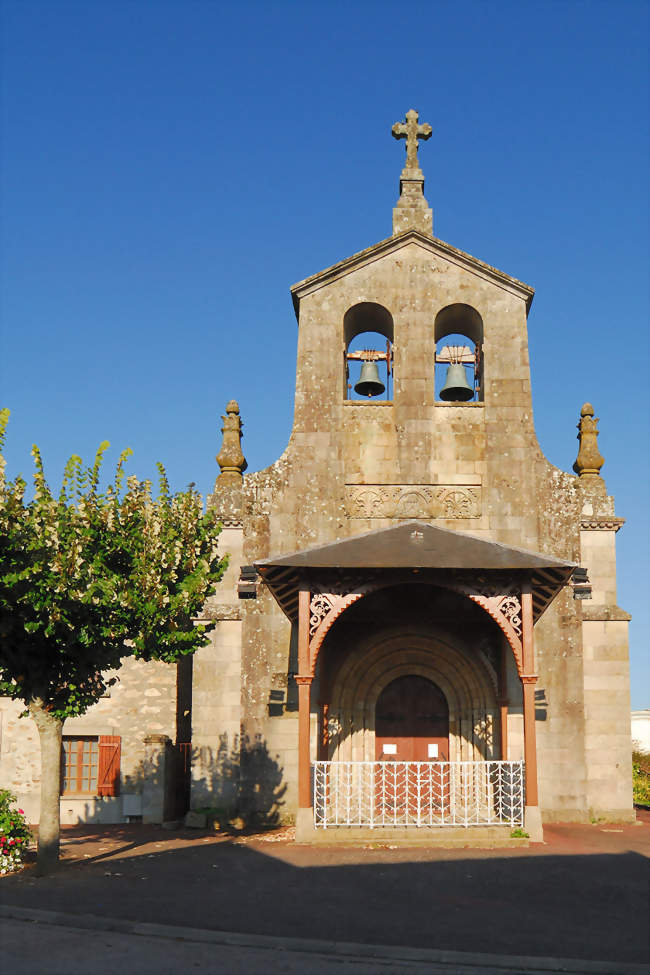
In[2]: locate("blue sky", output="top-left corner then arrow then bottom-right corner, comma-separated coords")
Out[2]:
1,0 -> 648,705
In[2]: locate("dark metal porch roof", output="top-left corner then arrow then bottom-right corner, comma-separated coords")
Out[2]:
254,521 -> 575,624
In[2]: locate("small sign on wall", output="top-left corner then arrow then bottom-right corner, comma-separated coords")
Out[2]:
383,743 -> 397,755
428,743 -> 439,758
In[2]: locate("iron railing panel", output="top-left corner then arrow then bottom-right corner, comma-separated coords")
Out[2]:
313,760 -> 524,828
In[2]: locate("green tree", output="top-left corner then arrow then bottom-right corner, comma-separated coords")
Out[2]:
0,410 -> 227,872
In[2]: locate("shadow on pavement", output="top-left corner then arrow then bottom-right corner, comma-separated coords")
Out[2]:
2,828 -> 648,967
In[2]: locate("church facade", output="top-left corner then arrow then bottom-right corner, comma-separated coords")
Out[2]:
1,111 -> 633,837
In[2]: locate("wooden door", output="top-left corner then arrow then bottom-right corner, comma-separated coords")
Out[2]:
375,675 -> 449,762
374,676 -> 450,822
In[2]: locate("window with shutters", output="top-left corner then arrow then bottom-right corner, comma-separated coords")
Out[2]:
61,735 -> 121,796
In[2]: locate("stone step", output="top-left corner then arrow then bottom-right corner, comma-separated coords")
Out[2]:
295,823 -> 529,846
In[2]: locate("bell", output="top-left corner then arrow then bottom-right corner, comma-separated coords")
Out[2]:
354,361 -> 385,397
439,363 -> 474,402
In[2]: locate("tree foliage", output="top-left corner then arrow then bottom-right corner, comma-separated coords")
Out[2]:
0,407 -> 226,717
0,408 -> 227,869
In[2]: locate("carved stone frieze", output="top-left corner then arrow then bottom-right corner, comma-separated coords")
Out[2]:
345,484 -> 481,519
580,517 -> 625,532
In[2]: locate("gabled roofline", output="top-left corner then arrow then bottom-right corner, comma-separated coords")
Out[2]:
290,230 -> 535,320
255,520 -> 572,572
255,520 -> 575,625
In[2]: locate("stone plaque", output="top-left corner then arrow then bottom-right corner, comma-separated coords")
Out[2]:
345,484 -> 481,519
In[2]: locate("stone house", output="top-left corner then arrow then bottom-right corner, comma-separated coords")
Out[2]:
0,111 -> 633,838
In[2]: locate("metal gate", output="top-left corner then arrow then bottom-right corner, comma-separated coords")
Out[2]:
313,760 -> 524,828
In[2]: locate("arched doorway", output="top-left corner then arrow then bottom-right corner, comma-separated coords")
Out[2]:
375,675 -> 449,762
321,590 -> 505,764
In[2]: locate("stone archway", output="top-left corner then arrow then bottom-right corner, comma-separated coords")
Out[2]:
322,623 -> 500,765
257,522 -> 571,840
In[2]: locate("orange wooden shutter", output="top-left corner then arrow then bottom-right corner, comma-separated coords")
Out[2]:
98,735 -> 121,796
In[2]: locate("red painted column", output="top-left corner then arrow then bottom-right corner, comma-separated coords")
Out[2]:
521,676 -> 538,806
499,641 -> 509,760
296,677 -> 313,809
297,589 -> 312,810
521,581 -> 539,810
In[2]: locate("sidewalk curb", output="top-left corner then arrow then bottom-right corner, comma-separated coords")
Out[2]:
1,904 -> 646,974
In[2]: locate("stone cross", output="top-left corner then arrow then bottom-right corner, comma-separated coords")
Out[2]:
392,109 -> 432,171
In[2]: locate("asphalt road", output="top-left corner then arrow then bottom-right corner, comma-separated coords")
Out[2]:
1,915 -> 646,975
1,815 -> 648,974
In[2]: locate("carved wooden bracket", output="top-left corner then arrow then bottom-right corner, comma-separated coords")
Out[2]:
441,579 -> 524,676
306,580 -> 527,678
467,594 -> 524,676
308,591 -> 365,674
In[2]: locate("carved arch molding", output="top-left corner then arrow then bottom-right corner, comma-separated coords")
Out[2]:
307,579 -> 523,677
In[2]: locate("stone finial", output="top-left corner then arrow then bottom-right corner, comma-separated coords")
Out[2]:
573,403 -> 605,478
391,109 -> 433,236
216,399 -> 247,486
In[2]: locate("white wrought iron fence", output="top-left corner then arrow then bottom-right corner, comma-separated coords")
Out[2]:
313,760 -> 524,828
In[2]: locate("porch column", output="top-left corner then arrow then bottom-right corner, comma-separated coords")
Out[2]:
296,588 -> 313,837
521,581 -> 543,841
296,676 -> 313,806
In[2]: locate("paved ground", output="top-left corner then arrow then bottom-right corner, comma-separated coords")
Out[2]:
3,914 -> 645,975
1,812 -> 648,974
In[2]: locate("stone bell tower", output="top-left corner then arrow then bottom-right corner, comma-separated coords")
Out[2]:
193,111 -> 633,828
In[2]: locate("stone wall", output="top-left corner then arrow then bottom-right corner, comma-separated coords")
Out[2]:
578,486 -> 633,819
189,525 -> 244,812
205,229 -> 633,824
0,656 -> 178,825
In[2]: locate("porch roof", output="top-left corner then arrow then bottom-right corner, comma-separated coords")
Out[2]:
254,521 -> 576,623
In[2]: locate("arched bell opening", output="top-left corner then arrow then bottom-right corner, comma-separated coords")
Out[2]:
314,584 -> 515,764
434,303 -> 484,402
343,302 -> 394,401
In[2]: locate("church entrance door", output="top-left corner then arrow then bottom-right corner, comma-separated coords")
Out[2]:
374,675 -> 450,821
375,675 -> 449,762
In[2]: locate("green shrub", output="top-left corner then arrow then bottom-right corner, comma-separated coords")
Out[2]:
632,749 -> 650,807
0,789 -> 32,874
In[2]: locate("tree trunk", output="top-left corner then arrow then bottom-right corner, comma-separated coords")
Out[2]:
30,699 -> 63,874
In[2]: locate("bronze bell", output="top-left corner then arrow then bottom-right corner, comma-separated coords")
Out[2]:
354,361 -> 385,397
439,363 -> 474,402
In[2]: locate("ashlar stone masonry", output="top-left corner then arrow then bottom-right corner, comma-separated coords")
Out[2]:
0,111 -> 633,832
198,110 -> 633,831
